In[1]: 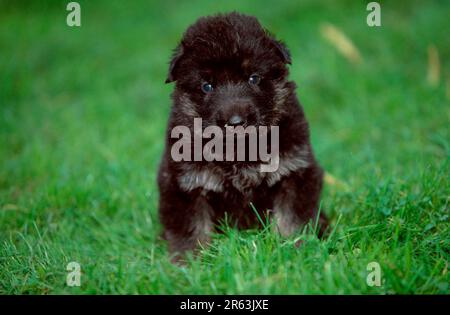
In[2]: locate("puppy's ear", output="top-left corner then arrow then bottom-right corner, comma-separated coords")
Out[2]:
271,39 -> 292,65
166,43 -> 185,83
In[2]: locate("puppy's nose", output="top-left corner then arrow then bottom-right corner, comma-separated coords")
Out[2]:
227,114 -> 245,126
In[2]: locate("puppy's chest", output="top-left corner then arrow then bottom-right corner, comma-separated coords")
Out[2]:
176,145 -> 311,195
177,165 -> 266,195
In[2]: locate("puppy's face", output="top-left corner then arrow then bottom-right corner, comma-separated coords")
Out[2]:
166,13 -> 291,127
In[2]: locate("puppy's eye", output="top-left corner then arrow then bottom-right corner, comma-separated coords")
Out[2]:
201,83 -> 213,93
248,74 -> 261,85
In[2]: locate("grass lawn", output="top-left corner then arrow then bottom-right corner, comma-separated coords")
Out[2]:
0,0 -> 449,294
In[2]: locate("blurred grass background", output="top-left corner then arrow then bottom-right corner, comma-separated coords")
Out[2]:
0,0 -> 449,294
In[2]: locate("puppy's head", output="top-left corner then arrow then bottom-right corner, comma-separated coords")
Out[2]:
167,12 -> 291,127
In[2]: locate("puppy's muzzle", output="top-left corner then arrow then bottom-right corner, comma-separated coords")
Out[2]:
215,99 -> 257,127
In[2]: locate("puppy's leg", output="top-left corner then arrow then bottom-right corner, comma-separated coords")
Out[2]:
159,188 -> 213,259
272,165 -> 328,237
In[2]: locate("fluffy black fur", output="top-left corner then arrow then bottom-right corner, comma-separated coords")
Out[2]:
158,12 -> 328,258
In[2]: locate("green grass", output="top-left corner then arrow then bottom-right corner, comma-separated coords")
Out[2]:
0,0 -> 449,294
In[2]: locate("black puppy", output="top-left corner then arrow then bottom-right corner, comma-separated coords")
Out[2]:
158,12 -> 328,257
